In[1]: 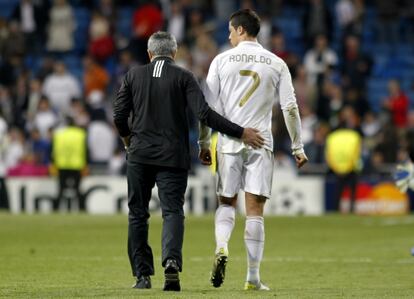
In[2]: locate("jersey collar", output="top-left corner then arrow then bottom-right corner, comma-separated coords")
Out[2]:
237,41 -> 263,48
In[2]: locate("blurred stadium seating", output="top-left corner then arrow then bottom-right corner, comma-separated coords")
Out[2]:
0,0 -> 413,179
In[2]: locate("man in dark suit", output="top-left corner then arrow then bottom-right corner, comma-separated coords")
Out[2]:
113,31 -> 264,292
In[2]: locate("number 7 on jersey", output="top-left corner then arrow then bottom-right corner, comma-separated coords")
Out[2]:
239,70 -> 260,107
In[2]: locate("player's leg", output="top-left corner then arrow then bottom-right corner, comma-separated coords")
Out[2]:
210,195 -> 237,288
211,152 -> 242,287
242,148 -> 273,291
127,161 -> 156,289
244,192 -> 267,289
215,195 -> 237,256
156,166 -> 188,291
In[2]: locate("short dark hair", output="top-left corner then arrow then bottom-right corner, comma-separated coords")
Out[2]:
230,9 -> 261,37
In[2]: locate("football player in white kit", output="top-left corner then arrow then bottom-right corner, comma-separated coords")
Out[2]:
198,9 -> 308,290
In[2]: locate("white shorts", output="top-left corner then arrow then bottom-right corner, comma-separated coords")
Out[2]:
216,148 -> 274,198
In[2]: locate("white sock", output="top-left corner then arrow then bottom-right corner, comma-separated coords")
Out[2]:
244,216 -> 264,283
214,204 -> 235,255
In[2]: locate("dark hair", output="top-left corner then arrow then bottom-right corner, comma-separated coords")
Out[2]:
229,9 -> 261,37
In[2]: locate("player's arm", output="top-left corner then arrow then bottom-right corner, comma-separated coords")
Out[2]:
113,72 -> 133,150
278,63 -> 308,168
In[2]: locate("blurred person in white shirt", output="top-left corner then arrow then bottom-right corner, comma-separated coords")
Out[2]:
47,0 -> 75,52
303,34 -> 338,86
335,0 -> 355,29
31,96 -> 58,140
167,1 -> 185,44
108,148 -> 126,175
4,127 -> 25,172
87,109 -> 116,166
42,61 -> 81,115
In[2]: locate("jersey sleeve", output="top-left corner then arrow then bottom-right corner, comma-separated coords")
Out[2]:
278,63 -> 297,111
278,63 -> 305,155
199,56 -> 220,149
205,56 -> 221,111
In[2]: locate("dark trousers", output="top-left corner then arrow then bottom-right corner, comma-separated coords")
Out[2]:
54,169 -> 84,211
0,177 -> 9,210
334,172 -> 358,212
127,161 -> 188,278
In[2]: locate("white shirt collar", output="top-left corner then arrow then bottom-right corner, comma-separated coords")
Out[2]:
237,41 -> 263,48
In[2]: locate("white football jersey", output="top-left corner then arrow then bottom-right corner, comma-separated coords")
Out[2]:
205,41 -> 298,153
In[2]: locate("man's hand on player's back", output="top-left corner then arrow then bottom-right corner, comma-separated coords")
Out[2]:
198,128 -> 264,165
241,128 -> 264,149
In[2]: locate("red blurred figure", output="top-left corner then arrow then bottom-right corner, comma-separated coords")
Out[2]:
88,13 -> 115,62
383,79 -> 409,128
132,4 -> 163,39
129,3 -> 164,64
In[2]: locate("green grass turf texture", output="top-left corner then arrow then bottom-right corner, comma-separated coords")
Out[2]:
0,213 -> 414,298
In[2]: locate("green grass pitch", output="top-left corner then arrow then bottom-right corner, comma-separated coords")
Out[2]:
0,213 -> 414,298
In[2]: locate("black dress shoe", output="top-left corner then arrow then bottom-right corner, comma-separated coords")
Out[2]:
163,259 -> 181,291
133,275 -> 151,289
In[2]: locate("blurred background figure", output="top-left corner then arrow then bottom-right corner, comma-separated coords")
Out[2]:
129,2 -> 163,64
167,1 -> 185,44
11,0 -> 48,54
382,79 -> 409,130
83,56 -> 110,96
88,12 -> 115,63
87,108 -> 116,172
341,35 -> 372,94
42,61 -> 81,115
47,0 -> 75,53
303,0 -> 333,48
4,127 -> 25,173
29,96 -> 58,139
326,124 -> 362,213
0,112 -> 9,210
304,34 -> 338,90
52,116 -> 87,211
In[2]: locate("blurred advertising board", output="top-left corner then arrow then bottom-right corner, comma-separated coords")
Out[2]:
326,178 -> 409,215
6,171 -> 324,215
